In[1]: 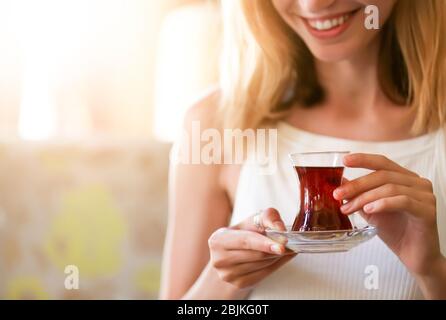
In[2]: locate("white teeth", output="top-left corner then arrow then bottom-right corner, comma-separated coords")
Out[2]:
323,20 -> 332,29
309,13 -> 350,31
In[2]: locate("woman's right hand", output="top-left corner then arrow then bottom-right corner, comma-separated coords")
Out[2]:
208,208 -> 297,290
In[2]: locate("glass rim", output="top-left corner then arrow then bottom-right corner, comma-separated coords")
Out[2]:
289,151 -> 351,157
288,151 -> 351,167
266,225 -> 375,235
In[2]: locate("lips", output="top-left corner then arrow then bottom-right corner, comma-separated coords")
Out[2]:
301,9 -> 361,39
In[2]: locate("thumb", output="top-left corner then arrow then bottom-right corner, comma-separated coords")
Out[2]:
236,208 -> 286,233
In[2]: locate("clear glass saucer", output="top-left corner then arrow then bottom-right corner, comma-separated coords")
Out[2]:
265,225 -> 377,254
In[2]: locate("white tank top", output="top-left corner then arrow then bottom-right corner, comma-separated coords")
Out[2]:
231,122 -> 446,299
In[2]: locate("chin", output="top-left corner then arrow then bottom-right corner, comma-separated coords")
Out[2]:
307,45 -> 357,62
304,38 -> 374,63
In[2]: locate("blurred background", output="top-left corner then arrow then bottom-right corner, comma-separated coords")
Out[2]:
0,0 -> 220,299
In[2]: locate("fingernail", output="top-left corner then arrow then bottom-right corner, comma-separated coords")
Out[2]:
364,203 -> 374,213
273,222 -> 285,231
333,189 -> 344,199
271,244 -> 283,254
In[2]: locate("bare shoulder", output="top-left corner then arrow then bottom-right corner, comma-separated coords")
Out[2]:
178,86 -> 240,200
174,85 -> 222,173
183,86 -> 221,132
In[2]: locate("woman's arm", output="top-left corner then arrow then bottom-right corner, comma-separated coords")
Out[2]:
159,92 -> 247,299
160,91 -> 294,299
415,256 -> 446,299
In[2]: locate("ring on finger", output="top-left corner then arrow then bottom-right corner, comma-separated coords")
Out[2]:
253,210 -> 264,230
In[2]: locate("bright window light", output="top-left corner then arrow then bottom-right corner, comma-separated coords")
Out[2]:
154,3 -> 220,142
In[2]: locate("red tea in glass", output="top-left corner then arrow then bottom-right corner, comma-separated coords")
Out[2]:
289,152 -> 353,232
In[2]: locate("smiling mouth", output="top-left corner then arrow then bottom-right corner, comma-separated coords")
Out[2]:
304,9 -> 360,32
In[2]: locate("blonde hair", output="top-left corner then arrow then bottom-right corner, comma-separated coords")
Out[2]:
219,0 -> 446,134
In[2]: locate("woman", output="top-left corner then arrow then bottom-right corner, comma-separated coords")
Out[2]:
160,0 -> 446,299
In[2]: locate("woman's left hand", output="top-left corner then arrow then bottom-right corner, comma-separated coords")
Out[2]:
333,153 -> 445,279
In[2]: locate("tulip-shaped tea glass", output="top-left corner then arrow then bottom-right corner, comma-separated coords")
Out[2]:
266,151 -> 377,253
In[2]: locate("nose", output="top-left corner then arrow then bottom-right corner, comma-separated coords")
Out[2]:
298,0 -> 337,13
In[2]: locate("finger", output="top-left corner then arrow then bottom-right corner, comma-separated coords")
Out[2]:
340,178 -> 350,206
219,258 -> 282,282
343,153 -> 418,177
230,254 -> 297,289
213,249 -> 291,267
340,184 -> 436,215
333,170 -> 427,201
362,195 -> 432,218
237,208 -> 286,232
261,208 -> 287,231
214,229 -> 286,255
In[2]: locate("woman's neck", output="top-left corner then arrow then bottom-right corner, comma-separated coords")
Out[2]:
287,38 -> 418,141
315,37 -> 388,116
